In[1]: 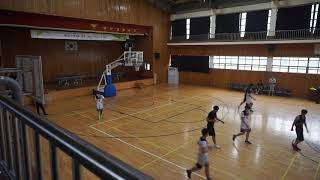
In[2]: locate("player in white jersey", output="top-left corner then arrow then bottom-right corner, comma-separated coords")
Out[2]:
245,88 -> 255,111
232,105 -> 252,144
269,76 -> 276,96
95,94 -> 105,121
186,128 -> 212,180
239,84 -> 255,112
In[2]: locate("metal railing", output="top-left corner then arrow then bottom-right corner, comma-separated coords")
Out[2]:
170,29 -> 320,42
0,82 -> 152,179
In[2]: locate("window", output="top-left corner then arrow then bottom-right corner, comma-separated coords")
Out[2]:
170,26 -> 172,40
210,56 -> 320,74
186,18 -> 190,39
267,10 -> 272,36
210,56 -> 228,69
272,57 -> 308,73
238,56 -> 267,71
145,63 -> 151,71
239,12 -> 247,37
310,4 -> 319,33
210,16 -> 214,38
210,56 -> 267,71
308,57 -> 320,74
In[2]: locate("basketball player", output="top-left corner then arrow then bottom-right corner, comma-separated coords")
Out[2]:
186,128 -> 212,180
268,76 -> 276,96
245,87 -> 256,111
239,84 -> 255,109
96,94 -> 105,120
233,105 -> 252,144
291,109 -> 309,151
207,105 -> 225,148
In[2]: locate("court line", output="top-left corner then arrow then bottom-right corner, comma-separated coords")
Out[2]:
90,126 -> 207,179
139,141 -> 189,170
86,94 -> 241,179
89,95 -> 210,127
314,161 -> 320,180
73,111 -> 97,121
89,96 -> 198,127
92,126 -> 243,180
281,154 -> 298,180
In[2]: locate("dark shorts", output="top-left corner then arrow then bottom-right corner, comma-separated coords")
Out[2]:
246,103 -> 253,108
296,126 -> 304,141
207,124 -> 215,136
241,128 -> 251,133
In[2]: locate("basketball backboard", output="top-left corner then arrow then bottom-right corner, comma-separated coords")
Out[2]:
16,55 -> 45,104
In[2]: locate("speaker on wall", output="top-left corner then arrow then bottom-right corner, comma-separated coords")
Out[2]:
267,44 -> 274,52
154,52 -> 160,59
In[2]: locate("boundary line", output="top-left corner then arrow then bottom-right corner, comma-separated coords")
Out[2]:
90,126 -> 207,179
139,141 -> 189,169
91,126 -> 244,180
89,95 -> 199,127
281,154 -> 298,180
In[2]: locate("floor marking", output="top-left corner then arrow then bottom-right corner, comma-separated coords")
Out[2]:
314,161 -> 320,180
92,126 -> 243,180
281,154 -> 298,180
89,95 -> 200,127
139,141 -> 189,169
90,99 -> 184,127
73,111 -> 97,121
90,126 -> 207,179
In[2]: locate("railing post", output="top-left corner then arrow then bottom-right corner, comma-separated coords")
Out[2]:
3,110 -> 13,173
0,106 -> 5,162
20,122 -> 30,180
34,132 -> 42,180
50,142 -> 59,180
72,159 -> 81,180
10,115 -> 20,180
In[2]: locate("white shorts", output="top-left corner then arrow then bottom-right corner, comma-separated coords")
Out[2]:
96,103 -> 103,110
269,84 -> 275,91
197,154 -> 209,166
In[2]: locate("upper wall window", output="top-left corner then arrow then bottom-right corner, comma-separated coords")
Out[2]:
310,4 -> 319,33
186,18 -> 190,39
210,16 -> 215,38
267,10 -> 272,36
239,12 -> 247,37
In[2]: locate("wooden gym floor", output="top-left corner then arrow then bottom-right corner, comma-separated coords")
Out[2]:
37,84 -> 320,180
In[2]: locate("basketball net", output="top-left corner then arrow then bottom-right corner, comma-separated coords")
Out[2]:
134,65 -> 140,71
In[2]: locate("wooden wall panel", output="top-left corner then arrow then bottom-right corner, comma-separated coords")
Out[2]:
0,0 -> 170,83
172,43 -> 320,98
0,27 -> 124,82
170,44 -> 315,57
179,69 -> 320,98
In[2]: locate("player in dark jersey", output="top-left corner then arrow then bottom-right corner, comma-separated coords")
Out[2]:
207,105 -> 224,149
291,109 -> 309,151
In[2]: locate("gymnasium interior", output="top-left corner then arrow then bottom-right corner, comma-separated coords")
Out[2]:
0,0 -> 319,179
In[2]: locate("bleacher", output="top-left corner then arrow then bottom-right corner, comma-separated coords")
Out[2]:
229,82 -> 292,97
